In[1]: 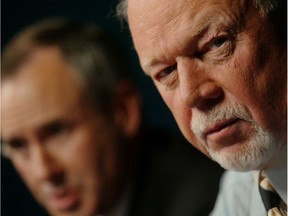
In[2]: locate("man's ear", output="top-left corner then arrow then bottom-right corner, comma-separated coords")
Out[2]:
113,80 -> 142,138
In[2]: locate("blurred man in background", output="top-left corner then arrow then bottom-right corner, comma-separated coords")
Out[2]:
1,19 -> 223,216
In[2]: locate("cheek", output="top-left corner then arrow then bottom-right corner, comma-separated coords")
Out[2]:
159,90 -> 186,129
175,109 -> 210,156
13,161 -> 42,200
161,90 -> 191,136
68,126 -> 123,208
65,137 -> 103,213
67,133 -> 102,180
220,55 -> 284,131
14,165 -> 32,185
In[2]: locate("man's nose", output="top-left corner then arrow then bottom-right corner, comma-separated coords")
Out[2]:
177,57 -> 223,111
30,146 -> 64,183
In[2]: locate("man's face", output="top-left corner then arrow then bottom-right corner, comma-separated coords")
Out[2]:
2,47 -> 127,215
128,0 -> 286,170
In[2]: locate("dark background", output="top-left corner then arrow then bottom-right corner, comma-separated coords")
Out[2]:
1,0 -> 179,215
1,0 -> 178,131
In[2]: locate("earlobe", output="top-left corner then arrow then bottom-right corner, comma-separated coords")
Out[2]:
113,80 -> 142,138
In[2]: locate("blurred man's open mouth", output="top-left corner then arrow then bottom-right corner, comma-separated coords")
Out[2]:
46,187 -> 80,212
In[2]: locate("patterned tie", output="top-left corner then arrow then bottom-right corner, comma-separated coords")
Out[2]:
259,172 -> 287,216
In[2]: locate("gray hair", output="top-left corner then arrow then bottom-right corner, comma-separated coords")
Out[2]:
116,0 -> 282,22
253,0 -> 280,14
2,19 -> 132,113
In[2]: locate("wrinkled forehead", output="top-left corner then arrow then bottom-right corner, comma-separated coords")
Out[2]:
129,0 -> 245,32
127,0 -> 247,67
128,0 -> 246,43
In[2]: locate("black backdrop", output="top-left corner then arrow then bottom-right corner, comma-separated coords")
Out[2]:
1,1 -> 179,215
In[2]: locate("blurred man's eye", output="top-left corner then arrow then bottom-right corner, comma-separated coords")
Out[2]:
47,122 -> 68,136
40,121 -> 71,141
7,138 -> 27,149
1,138 -> 28,158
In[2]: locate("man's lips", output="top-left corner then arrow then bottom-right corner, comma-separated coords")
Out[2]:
46,187 -> 80,211
203,118 -> 239,138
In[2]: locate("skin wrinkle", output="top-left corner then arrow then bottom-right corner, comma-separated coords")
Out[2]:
139,1 -> 246,77
244,11 -> 286,135
119,0 -> 279,22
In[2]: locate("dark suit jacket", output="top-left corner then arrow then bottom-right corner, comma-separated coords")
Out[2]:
2,128 -> 223,216
129,128 -> 224,216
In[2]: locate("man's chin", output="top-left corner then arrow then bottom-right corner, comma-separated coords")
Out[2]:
208,146 -> 271,171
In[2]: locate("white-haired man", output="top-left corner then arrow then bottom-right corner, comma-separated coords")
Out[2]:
117,0 -> 287,215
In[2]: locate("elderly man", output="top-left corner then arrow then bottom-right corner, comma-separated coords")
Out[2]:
117,0 -> 287,215
1,19 -> 223,216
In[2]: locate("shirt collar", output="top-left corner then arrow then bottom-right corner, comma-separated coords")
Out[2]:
253,144 -> 287,204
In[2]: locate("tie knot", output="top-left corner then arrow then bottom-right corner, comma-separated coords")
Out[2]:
258,171 -> 287,215
259,173 -> 276,192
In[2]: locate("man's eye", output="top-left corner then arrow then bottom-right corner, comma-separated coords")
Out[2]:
208,37 -> 228,51
1,138 -> 28,158
47,123 -> 67,136
40,121 -> 72,140
2,138 -> 28,155
156,64 -> 177,80
8,139 -> 27,149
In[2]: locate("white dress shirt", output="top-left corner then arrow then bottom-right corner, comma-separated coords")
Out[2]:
210,148 -> 287,216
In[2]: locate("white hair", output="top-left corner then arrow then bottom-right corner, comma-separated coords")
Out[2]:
116,0 -> 281,22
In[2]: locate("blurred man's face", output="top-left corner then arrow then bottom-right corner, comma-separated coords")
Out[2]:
2,47 -> 127,216
128,0 -> 286,171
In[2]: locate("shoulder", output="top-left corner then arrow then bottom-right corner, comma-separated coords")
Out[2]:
131,128 -> 224,216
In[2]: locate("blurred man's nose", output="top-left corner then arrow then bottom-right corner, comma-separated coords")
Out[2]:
177,57 -> 223,111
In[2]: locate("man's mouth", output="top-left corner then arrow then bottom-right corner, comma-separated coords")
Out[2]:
201,118 -> 245,150
203,118 -> 239,138
46,187 -> 80,212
